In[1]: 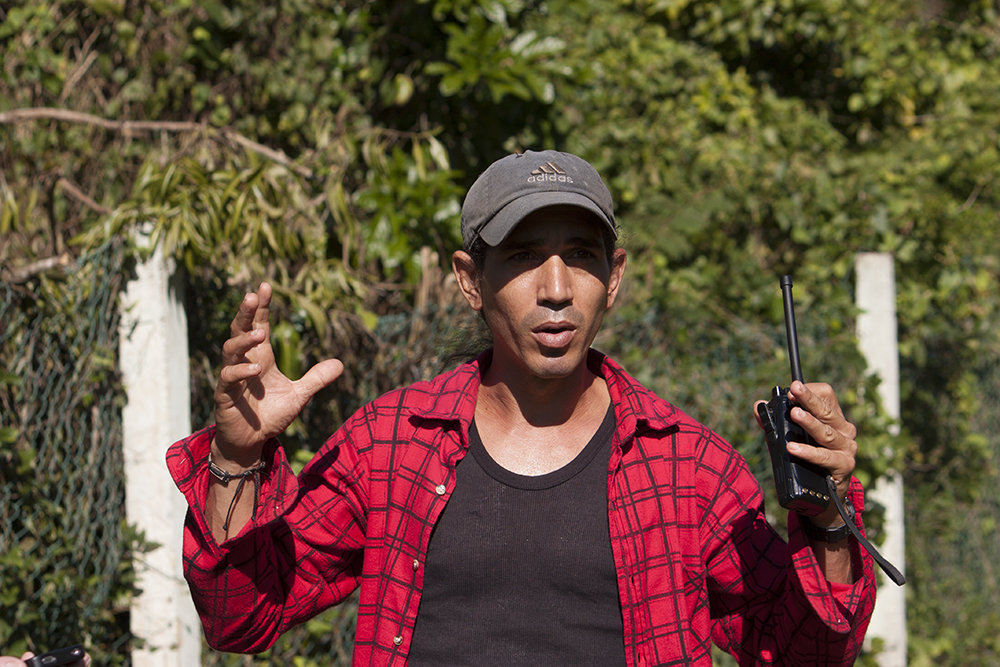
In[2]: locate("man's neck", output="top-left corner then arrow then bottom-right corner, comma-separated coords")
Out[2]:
474,350 -> 611,475
478,350 -> 606,427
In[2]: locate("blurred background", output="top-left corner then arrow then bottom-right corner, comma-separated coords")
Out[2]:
2,0 -> 998,664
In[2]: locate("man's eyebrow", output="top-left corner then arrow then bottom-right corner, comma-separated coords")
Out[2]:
558,235 -> 606,252
568,235 -> 604,247
507,233 -> 604,249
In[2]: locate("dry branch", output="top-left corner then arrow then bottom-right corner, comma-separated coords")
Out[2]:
2,253 -> 75,283
0,107 -> 314,178
57,177 -> 112,215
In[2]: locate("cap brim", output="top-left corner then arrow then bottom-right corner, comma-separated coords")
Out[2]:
477,192 -> 616,246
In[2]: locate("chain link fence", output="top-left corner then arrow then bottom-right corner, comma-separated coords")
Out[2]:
1,239 -> 137,664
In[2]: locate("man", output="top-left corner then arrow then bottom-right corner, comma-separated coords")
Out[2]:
167,150 -> 876,665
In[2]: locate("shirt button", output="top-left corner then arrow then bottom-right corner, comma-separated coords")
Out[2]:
393,635 -> 403,646
435,484 -> 446,495
412,559 -> 420,571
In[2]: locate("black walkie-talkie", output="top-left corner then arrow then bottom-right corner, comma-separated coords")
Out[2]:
757,275 -> 906,586
756,275 -> 831,515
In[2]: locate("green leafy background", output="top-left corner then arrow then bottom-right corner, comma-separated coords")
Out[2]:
2,0 -> 999,664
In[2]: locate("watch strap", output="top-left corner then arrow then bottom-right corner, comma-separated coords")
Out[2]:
801,499 -> 855,543
803,477 -> 906,587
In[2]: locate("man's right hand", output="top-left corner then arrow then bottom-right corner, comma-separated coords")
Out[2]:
212,282 -> 344,469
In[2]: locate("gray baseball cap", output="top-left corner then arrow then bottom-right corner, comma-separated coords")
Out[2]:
460,149 -> 617,250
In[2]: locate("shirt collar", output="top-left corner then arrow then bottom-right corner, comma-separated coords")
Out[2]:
589,350 -> 681,437
404,348 -> 680,438
400,350 -> 488,426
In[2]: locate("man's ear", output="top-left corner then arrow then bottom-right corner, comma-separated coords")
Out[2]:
605,247 -> 627,310
452,250 -> 483,311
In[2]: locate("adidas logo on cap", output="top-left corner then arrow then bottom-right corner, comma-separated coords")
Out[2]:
527,161 -> 574,184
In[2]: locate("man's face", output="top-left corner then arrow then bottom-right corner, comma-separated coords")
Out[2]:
454,205 -> 626,383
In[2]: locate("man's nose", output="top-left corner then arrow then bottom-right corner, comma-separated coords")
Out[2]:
537,255 -> 572,307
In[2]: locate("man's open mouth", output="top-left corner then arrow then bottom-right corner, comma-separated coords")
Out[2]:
533,322 -> 577,347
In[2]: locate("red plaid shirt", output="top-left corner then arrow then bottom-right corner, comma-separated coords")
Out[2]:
168,351 -> 875,666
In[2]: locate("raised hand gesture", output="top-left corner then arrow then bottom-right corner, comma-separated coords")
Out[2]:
212,282 -> 344,467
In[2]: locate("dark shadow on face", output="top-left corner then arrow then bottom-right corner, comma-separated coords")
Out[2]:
469,205 -> 618,276
474,205 -> 617,292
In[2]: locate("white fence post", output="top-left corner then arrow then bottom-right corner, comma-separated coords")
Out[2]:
120,231 -> 201,666
855,252 -> 907,666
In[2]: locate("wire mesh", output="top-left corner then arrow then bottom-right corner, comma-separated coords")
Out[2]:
0,239 -> 135,663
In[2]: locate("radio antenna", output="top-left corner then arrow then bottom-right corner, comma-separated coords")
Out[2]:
780,275 -> 804,383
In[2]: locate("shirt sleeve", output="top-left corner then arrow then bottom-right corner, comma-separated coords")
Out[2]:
166,425 -> 368,653
699,440 -> 877,666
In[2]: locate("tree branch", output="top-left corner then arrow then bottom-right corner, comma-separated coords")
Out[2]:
0,107 -> 313,178
57,176 -> 112,215
957,182 -> 983,213
2,253 -> 75,284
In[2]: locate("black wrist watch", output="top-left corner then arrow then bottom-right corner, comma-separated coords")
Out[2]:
801,501 -> 855,543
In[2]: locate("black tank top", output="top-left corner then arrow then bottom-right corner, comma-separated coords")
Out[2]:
409,407 -> 625,665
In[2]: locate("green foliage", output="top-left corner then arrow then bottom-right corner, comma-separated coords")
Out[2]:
425,11 -> 563,103
353,141 -> 463,285
3,0 -> 1000,664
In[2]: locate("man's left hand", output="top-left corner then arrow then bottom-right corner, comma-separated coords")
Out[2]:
768,380 -> 858,528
